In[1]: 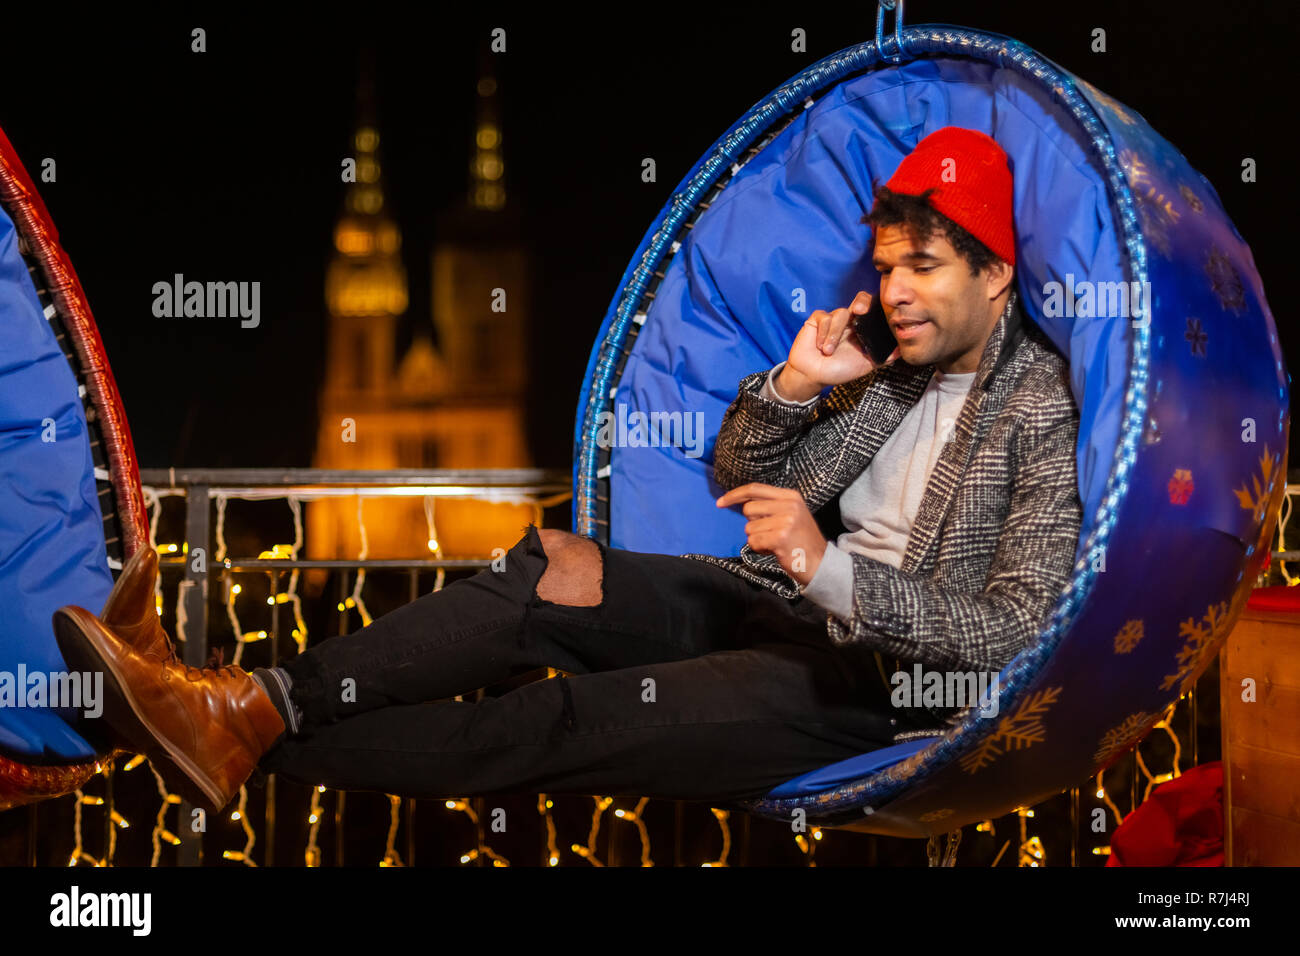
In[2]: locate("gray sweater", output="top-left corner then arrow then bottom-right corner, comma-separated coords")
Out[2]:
760,361 -> 976,622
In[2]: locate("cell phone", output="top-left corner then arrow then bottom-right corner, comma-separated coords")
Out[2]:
853,290 -> 897,367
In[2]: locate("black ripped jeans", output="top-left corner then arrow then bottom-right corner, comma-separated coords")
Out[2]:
257,524 -> 932,802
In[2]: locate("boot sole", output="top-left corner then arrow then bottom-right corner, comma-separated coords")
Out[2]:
53,609 -> 229,812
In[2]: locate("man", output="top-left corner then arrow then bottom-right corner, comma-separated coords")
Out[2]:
53,127 -> 1083,813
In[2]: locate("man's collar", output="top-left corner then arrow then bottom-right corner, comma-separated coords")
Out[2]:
971,288 -> 1023,392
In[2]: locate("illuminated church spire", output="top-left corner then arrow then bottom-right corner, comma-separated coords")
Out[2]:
471,46 -> 505,211
325,47 -> 407,358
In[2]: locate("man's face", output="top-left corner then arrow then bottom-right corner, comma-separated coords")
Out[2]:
871,224 -> 1005,374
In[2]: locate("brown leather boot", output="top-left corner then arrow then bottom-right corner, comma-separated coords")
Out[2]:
52,605 -> 286,813
92,546 -> 182,759
101,545 -> 171,659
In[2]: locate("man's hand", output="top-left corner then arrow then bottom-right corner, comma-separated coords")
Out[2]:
716,483 -> 827,586
776,290 -> 900,402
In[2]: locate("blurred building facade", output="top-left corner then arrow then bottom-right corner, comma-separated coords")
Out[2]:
309,49 -> 534,563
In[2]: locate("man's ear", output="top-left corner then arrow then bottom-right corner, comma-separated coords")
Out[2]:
986,259 -> 1014,302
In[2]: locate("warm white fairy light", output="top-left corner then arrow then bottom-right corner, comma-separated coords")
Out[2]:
284,496 -> 310,653
350,497 -> 374,627
537,793 -> 561,866
422,495 -> 448,594
701,808 -> 733,867
443,798 -> 509,866
147,762 -> 183,865
1091,697 -> 1185,859
379,794 -> 405,867
305,785 -> 326,867
216,495 -> 247,668
221,785 -> 257,866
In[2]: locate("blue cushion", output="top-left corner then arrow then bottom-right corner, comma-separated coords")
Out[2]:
0,202 -> 110,759
765,739 -> 936,797
592,55 -> 1125,562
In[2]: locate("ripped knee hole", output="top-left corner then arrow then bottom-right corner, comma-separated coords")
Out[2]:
535,529 -> 603,606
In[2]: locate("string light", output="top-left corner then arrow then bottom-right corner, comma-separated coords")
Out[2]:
213,496 -> 266,866
537,793 -> 561,866
68,781 -> 104,867
350,497 -> 374,627
1276,485 -> 1298,585
609,798 -> 654,866
1086,696 -> 1187,858
220,786 -> 257,866
424,496 -> 448,593
215,495 -> 247,674
569,797 -> 614,866
148,763 -> 183,865
134,490 -> 187,861
791,820 -> 827,865
305,785 -> 326,867
701,808 -> 732,867
442,797 -> 509,866
379,794 -> 406,866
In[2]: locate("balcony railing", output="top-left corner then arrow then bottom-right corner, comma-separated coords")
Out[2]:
126,467 -> 572,866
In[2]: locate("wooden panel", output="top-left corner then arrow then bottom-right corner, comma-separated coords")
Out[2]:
1222,682 -> 1300,754
1222,742 -> 1300,822
1221,647 -> 1234,866
1228,806 -> 1300,866
1222,610 -> 1300,866
1224,617 -> 1300,688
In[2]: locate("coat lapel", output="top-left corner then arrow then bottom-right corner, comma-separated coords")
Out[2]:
900,290 -> 1026,574
799,360 -> 934,514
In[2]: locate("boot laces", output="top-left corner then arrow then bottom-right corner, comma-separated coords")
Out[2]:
159,643 -> 240,681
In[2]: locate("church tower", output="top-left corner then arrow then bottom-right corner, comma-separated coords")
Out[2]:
417,42 -> 532,553
429,44 -> 528,402
309,44 -> 533,569
322,53 -> 406,408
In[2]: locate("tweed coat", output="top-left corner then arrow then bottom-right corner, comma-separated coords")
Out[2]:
680,290 -> 1084,722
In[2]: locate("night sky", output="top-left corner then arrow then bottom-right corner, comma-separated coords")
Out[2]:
3,1 -> 1295,473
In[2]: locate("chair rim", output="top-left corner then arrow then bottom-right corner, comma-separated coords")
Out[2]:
0,125 -> 150,566
0,126 -> 149,800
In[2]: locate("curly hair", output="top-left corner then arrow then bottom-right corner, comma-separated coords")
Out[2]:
860,182 -> 1001,277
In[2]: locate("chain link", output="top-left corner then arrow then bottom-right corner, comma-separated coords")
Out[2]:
926,827 -> 963,866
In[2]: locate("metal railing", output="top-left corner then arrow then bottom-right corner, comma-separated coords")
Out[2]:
137,467 -> 572,867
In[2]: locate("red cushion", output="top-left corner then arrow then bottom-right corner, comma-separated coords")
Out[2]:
1245,585 -> 1300,613
1106,762 -> 1223,867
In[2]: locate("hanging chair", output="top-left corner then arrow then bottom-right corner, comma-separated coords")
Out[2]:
572,8 -> 1289,837
0,124 -> 150,810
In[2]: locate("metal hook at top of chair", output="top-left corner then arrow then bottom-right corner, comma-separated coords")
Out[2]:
875,0 -> 913,64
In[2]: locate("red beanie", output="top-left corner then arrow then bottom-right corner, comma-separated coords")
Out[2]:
882,127 -> 1016,268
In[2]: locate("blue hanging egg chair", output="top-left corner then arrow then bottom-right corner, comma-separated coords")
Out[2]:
0,123 -> 151,809
572,7 -> 1288,837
